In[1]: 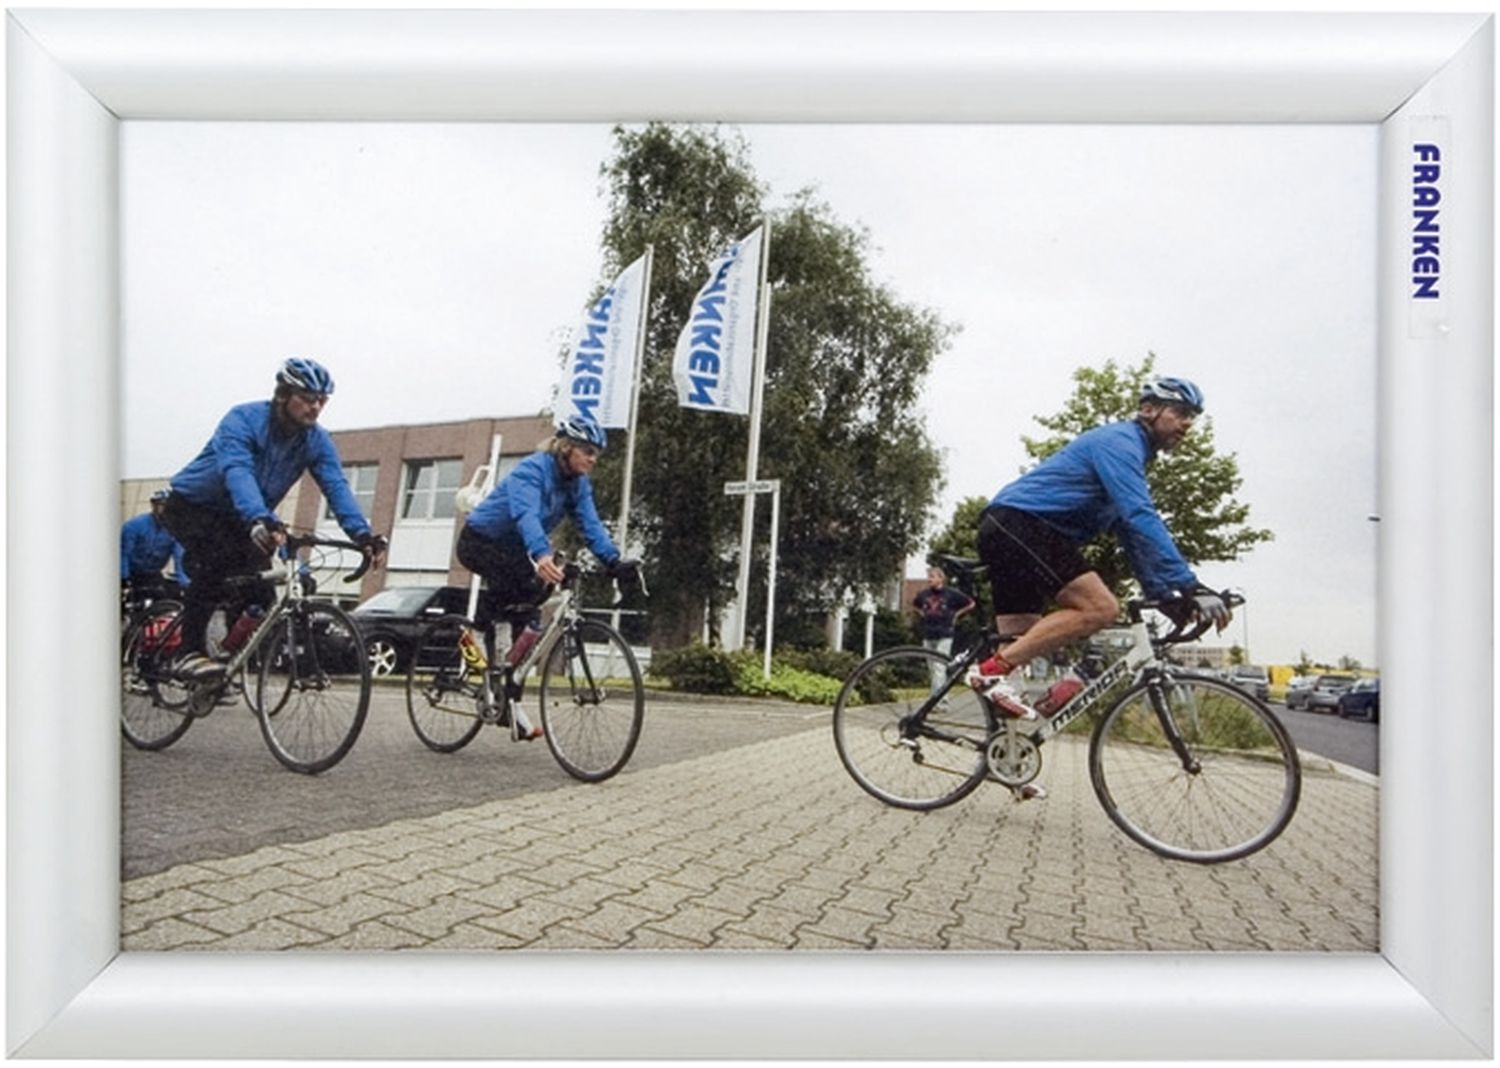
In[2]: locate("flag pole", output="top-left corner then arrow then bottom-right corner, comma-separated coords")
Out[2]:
613,246 -> 653,637
730,220 -> 772,652
615,245 -> 653,559
465,432 -> 504,621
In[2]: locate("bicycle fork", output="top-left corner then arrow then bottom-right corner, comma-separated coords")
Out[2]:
1146,680 -> 1202,775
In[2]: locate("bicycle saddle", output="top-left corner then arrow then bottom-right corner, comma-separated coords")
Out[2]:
927,553 -> 987,578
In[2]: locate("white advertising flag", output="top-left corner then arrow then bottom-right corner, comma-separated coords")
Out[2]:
672,226 -> 765,414
557,254 -> 648,429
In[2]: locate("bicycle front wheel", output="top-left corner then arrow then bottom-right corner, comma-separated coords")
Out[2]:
121,603 -> 193,750
1090,675 -> 1301,863
405,615 -> 485,753
538,619 -> 643,782
832,646 -> 991,810
255,603 -> 370,774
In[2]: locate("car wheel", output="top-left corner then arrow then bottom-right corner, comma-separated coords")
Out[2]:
366,635 -> 401,678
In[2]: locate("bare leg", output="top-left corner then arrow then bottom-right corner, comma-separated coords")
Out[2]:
997,572 -> 1117,668
993,613 -> 1040,643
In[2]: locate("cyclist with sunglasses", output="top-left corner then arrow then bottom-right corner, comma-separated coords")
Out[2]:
966,376 -> 1232,734
159,357 -> 388,678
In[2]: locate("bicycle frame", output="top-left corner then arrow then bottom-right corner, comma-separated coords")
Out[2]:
913,611 -> 1196,751
474,564 -> 609,708
144,534 -> 366,697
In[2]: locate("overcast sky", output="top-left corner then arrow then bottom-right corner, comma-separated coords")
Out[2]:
121,121 -> 1377,666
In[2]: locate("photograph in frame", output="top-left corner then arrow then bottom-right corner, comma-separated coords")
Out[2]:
8,9 -> 1493,1059
114,120 -> 1378,943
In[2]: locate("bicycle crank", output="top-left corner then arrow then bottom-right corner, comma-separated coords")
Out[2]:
985,727 -> 1041,787
186,681 -> 221,719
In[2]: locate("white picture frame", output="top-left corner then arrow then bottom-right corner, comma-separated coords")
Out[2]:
7,9 -> 1492,1059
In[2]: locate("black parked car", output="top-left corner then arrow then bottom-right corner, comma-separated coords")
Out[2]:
1337,677 -> 1380,722
349,586 -> 474,677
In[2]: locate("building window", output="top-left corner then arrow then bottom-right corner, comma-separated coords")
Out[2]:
401,458 -> 464,520
324,463 -> 378,522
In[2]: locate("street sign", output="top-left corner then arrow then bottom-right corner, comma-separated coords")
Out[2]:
723,479 -> 780,496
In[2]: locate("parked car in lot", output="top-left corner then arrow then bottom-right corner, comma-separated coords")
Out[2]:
1284,675 -> 1317,710
349,585 -> 473,677
1337,677 -> 1380,722
1306,674 -> 1359,714
1227,664 -> 1270,702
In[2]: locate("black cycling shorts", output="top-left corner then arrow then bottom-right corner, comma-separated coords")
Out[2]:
455,525 -> 546,629
977,505 -> 1093,615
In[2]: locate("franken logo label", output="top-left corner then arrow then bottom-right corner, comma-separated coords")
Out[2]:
1412,144 -> 1442,301
684,248 -> 741,406
568,287 -> 617,422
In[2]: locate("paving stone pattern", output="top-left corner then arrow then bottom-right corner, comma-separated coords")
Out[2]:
122,716 -> 1379,952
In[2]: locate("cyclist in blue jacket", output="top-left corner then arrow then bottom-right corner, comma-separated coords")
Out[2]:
120,489 -> 188,600
967,377 -> 1231,732
160,358 -> 387,677
457,417 -> 631,738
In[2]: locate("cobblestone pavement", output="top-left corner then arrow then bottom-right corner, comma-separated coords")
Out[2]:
122,696 -> 1379,952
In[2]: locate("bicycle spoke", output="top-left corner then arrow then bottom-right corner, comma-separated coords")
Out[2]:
405,615 -> 485,753
539,619 -> 643,782
832,646 -> 991,810
1090,677 -> 1300,862
120,604 -> 194,750
257,604 -> 369,773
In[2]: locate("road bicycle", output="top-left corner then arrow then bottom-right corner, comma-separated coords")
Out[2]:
120,577 -> 184,631
405,558 -> 646,782
120,531 -> 377,774
832,556 -> 1301,864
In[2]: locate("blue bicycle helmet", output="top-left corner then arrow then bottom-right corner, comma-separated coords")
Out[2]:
276,357 -> 335,395
556,416 -> 607,451
1140,376 -> 1204,414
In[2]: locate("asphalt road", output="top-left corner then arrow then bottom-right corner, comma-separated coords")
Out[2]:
122,686 -> 824,880
1274,702 -> 1377,775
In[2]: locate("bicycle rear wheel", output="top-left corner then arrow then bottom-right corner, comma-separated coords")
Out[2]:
832,646 -> 991,810
1090,675 -> 1301,863
121,602 -> 193,750
405,615 -> 486,753
537,618 -> 643,782
255,603 -> 370,774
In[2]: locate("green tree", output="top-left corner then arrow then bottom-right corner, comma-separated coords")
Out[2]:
928,495 -> 989,562
1021,356 -> 1274,599
1228,644 -> 1246,666
1338,655 -> 1362,672
591,124 -> 950,648
1295,650 -> 1315,677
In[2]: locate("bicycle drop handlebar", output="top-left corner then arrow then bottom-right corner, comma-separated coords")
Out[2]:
556,555 -> 649,603
1129,590 -> 1246,645
280,531 -> 381,584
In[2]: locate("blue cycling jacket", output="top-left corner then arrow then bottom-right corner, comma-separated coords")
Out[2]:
992,420 -> 1196,597
169,400 -> 370,538
465,451 -> 619,565
120,512 -> 188,584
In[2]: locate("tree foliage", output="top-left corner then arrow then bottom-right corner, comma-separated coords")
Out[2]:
589,124 -> 950,648
1020,356 -> 1273,599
